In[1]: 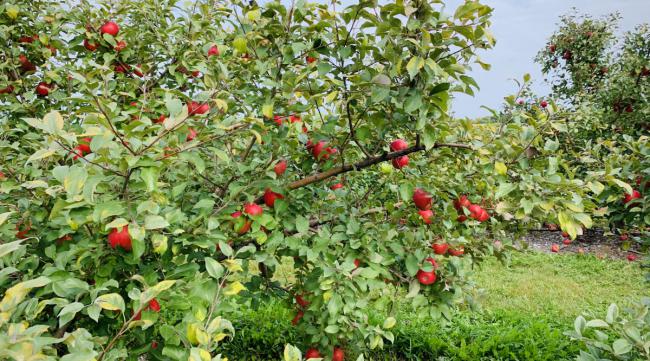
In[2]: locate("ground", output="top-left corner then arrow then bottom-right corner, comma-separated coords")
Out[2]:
523,228 -> 642,260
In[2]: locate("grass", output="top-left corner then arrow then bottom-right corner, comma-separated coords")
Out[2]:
474,251 -> 646,321
222,251 -> 647,360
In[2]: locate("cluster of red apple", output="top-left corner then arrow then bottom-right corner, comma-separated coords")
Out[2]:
307,140 -> 337,161
1,32 -> 58,96
71,137 -> 93,160
108,225 -> 132,251
453,195 -> 490,223
390,139 -> 409,169
303,346 -> 344,361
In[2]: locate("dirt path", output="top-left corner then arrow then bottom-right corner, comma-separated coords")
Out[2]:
521,228 -> 643,260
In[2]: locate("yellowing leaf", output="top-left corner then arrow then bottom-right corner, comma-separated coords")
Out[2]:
213,333 -> 228,342
94,293 -> 125,312
283,344 -> 302,361
223,259 -> 243,273
6,5 -> 19,19
406,56 -> 424,79
262,103 -> 274,119
495,161 -> 507,175
383,316 -> 397,329
27,149 -> 56,164
223,281 -> 246,296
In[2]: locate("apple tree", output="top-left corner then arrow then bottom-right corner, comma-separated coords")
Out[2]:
535,12 -> 649,238
0,0 -> 595,360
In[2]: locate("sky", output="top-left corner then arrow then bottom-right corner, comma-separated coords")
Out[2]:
444,0 -> 650,118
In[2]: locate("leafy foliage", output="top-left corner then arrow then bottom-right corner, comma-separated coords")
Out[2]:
566,299 -> 650,361
0,0 -> 601,359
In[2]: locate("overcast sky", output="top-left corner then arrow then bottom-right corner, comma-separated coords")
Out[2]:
444,0 -> 650,118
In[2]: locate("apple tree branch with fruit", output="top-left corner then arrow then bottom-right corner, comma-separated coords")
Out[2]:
0,0 -> 597,360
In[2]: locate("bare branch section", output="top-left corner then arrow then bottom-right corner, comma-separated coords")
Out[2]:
254,142 -> 472,203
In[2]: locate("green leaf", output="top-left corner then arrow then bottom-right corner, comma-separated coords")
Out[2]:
574,315 -> 586,336
295,215 -> 309,234
144,215 -> 169,230
140,168 -> 159,193
324,325 -> 339,334
141,280 -> 176,304
0,240 -> 24,258
27,149 -> 56,164
585,319 -> 609,328
0,211 -> 14,226
606,304 -> 618,324
205,258 -> 225,279
495,183 -> 516,199
612,338 -> 632,355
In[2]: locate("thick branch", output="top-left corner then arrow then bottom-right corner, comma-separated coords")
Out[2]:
254,142 -> 471,203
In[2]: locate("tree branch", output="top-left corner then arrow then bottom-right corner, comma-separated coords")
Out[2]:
254,142 -> 471,203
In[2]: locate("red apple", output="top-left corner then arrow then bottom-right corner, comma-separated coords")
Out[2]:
243,203 -> 263,216
19,54 -> 36,72
35,82 -> 51,96
151,341 -> 158,349
623,189 -> 641,204
627,253 -> 637,262
562,50 -> 572,60
148,298 -> 161,312
306,56 -> 316,64
418,209 -> 433,224
477,209 -> 490,222
468,204 -> 482,219
305,348 -> 321,360
155,115 -> 166,124
453,195 -> 471,211
114,40 -> 127,51
231,211 -> 251,234
108,226 -> 132,251
332,347 -> 344,361
548,44 -> 556,52
295,294 -> 309,308
208,45 -> 220,57
353,259 -> 361,268
390,139 -> 408,152
449,246 -> 464,256
412,188 -> 432,210
0,85 -> 14,94
330,183 -> 344,190
416,269 -> 436,285
550,244 -> 559,253
392,155 -> 409,169
100,21 -> 120,36
274,160 -> 287,176
289,114 -> 301,123
186,128 -> 197,142
291,310 -> 304,325
561,231 -> 568,238
263,188 -> 284,207
619,234 -> 629,241
83,39 -> 98,51
562,238 -> 571,245
540,100 -> 548,108
432,243 -> 448,255
457,215 -> 467,222
77,137 -> 92,155
188,101 -> 210,115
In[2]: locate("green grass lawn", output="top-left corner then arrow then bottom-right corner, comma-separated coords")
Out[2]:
474,252 -> 646,322
221,251 -> 647,360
